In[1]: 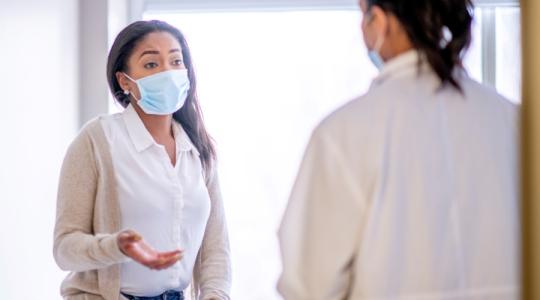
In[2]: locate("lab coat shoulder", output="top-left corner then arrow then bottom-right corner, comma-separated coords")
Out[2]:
314,90 -> 391,172
304,93 -> 386,208
318,91 -> 386,133
463,76 -> 519,124
316,93 -> 383,145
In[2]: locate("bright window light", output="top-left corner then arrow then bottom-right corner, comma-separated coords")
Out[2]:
143,10 -> 373,299
495,7 -> 521,103
122,8 -> 520,300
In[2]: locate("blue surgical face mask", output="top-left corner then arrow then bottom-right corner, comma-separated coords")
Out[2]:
123,69 -> 190,115
368,38 -> 385,70
364,11 -> 386,70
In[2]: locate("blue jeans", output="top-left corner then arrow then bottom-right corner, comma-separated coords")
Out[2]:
121,290 -> 184,300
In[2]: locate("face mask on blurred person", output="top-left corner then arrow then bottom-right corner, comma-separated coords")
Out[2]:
363,8 -> 386,70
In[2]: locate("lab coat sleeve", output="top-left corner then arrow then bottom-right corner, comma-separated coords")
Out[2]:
278,125 -> 366,300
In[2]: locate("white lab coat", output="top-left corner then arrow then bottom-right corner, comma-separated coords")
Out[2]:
278,51 -> 520,300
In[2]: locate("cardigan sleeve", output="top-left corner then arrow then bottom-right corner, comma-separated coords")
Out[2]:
53,128 -> 129,272
192,164 -> 232,300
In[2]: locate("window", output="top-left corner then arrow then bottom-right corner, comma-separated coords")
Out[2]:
131,2 -> 522,299
144,10 -> 372,299
495,6 -> 521,102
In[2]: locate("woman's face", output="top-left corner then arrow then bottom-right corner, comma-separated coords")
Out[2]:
117,31 -> 186,102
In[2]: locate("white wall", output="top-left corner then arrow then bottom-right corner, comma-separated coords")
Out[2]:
79,0 -> 109,125
0,0 -> 79,298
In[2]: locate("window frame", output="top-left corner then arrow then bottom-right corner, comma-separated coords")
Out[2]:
130,0 -> 519,14
129,0 -> 520,87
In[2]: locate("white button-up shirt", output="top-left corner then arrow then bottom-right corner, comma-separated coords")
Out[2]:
100,104 -> 211,297
279,51 -> 520,300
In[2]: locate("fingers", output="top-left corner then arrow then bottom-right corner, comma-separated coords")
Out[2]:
152,255 -> 182,270
152,251 -> 183,269
160,249 -> 183,258
118,231 -> 183,270
124,236 -> 164,263
145,250 -> 183,270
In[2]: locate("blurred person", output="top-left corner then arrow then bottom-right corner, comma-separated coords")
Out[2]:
278,0 -> 520,299
53,20 -> 230,300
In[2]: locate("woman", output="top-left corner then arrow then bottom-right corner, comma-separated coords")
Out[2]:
279,0 -> 519,299
53,20 -> 231,300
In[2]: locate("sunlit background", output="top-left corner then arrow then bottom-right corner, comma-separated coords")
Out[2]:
0,0 -> 521,299
141,7 -> 521,300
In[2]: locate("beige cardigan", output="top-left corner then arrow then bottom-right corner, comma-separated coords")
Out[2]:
53,118 -> 231,300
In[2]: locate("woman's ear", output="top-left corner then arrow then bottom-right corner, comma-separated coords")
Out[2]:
362,5 -> 389,50
116,71 -> 130,92
369,6 -> 389,38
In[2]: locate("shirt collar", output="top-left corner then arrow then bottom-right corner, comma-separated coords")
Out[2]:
122,104 -> 154,152
371,50 -> 424,86
171,120 -> 200,156
122,104 -> 199,156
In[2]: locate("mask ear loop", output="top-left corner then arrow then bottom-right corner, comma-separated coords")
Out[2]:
122,72 -> 141,101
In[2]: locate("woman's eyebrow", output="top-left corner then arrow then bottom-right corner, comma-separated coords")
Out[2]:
139,50 -> 159,58
139,48 -> 181,58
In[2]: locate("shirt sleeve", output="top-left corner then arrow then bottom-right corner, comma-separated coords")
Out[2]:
278,125 -> 366,300
53,129 -> 129,272
193,165 -> 232,300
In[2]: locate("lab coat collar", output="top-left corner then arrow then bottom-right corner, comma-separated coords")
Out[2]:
122,104 -> 199,156
371,50 -> 425,86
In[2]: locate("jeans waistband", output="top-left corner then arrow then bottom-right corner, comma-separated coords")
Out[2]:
121,290 -> 184,300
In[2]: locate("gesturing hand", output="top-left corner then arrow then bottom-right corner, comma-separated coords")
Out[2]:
117,229 -> 183,270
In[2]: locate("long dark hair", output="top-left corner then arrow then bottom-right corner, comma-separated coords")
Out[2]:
107,20 -> 216,173
367,0 -> 474,91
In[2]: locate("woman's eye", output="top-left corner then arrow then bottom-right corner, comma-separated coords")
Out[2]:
172,59 -> 183,66
144,62 -> 158,69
